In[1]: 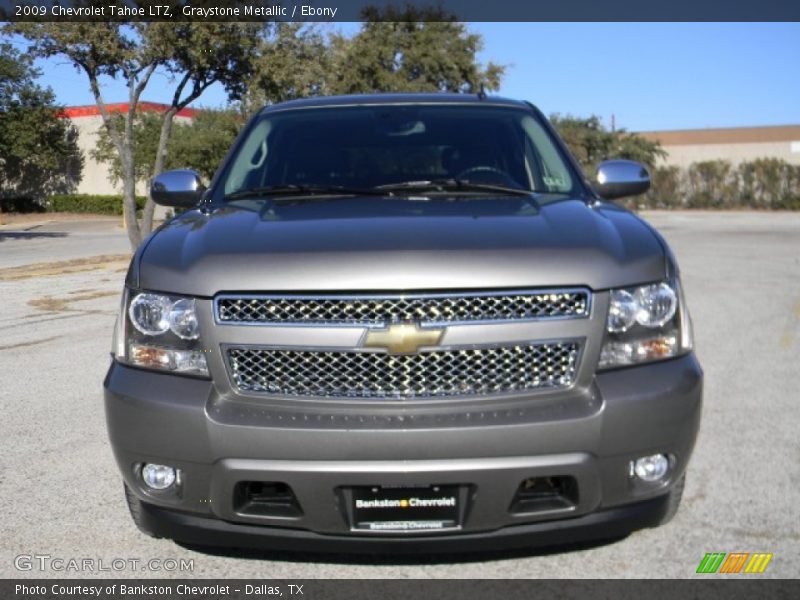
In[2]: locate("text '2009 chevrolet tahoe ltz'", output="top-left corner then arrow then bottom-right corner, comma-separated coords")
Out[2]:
104,94 -> 702,553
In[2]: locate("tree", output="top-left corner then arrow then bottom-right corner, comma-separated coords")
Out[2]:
550,114 -> 666,174
168,110 -> 243,180
0,41 -> 82,211
241,13 -> 503,111
91,111 -> 162,190
241,23 -> 331,118
93,108 -> 243,185
6,22 -> 267,249
329,7 -> 504,95
138,23 -> 264,235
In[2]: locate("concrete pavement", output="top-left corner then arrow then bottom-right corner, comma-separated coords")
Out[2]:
0,218 -> 131,269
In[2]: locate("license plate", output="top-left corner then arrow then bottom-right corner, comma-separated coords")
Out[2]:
351,485 -> 460,531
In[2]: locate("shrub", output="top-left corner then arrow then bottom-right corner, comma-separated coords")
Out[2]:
647,166 -> 683,209
46,194 -> 146,215
684,161 -> 736,208
0,197 -> 46,213
738,159 -> 800,210
639,158 -> 800,210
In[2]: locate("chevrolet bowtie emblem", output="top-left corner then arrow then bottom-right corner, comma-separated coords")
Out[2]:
363,323 -> 445,354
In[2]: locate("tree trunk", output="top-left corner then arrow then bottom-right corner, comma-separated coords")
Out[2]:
120,146 -> 142,250
84,71 -> 142,251
141,107 -> 178,236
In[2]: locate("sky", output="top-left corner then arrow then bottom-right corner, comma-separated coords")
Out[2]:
10,22 -> 800,132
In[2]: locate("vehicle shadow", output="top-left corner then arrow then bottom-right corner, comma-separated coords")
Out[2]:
0,231 -> 68,241
177,535 -> 627,565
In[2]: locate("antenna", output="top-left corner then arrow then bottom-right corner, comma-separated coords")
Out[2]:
478,83 -> 487,100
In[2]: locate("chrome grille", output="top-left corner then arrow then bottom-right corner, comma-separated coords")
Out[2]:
216,290 -> 590,325
226,342 -> 579,399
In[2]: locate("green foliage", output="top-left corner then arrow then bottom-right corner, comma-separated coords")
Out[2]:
645,159 -> 800,210
685,161 -> 735,208
737,158 -> 800,210
548,116 -> 800,211
5,21 -> 268,248
241,14 -> 504,114
328,7 -> 504,95
242,23 -> 331,115
0,41 -> 83,203
543,115 -> 795,210
549,114 -> 666,174
1,197 -> 46,213
91,112 -> 162,187
6,16 -> 501,241
144,22 -> 266,105
647,166 -> 683,209
169,110 -> 243,180
7,22 -> 265,107
47,194 -> 146,215
93,109 -> 243,185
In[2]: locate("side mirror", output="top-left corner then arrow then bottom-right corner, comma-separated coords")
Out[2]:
594,160 -> 650,200
151,170 -> 205,207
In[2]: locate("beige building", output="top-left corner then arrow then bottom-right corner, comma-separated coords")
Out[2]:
639,125 -> 800,168
62,102 -> 197,195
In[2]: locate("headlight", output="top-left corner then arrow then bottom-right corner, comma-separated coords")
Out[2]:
599,279 -> 692,369
115,290 -> 209,377
607,289 -> 638,332
633,283 -> 677,328
128,293 -> 171,336
168,298 -> 200,340
129,293 -> 199,340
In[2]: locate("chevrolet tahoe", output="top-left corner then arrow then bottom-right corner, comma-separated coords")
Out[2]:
104,94 -> 702,553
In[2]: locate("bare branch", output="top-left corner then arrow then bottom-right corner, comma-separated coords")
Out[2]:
131,62 -> 158,112
176,78 -> 213,110
171,72 -> 192,109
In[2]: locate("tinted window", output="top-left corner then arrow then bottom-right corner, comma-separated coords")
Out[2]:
223,105 -> 577,195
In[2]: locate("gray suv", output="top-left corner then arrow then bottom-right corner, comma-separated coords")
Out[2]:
104,94 -> 702,553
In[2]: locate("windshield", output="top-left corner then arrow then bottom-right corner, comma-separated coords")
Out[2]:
222,105 -> 579,197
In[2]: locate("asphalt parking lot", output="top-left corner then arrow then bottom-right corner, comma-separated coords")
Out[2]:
1,211 -> 798,578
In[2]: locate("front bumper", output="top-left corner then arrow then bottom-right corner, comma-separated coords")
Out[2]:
104,352 -> 702,550
136,492 -> 672,554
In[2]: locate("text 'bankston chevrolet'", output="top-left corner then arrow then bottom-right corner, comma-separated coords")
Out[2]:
104,94 -> 702,552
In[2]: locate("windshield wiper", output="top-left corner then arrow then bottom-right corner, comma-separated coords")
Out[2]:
224,184 -> 379,202
373,179 -> 536,197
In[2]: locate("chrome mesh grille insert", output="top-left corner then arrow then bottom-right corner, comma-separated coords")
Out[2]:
226,342 -> 579,399
217,290 -> 590,325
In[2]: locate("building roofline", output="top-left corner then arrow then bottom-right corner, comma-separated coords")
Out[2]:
639,124 -> 800,146
59,102 -> 199,119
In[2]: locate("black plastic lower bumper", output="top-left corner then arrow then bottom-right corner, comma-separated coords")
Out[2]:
138,493 -> 670,555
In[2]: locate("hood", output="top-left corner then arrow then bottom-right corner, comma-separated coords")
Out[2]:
136,196 -> 666,296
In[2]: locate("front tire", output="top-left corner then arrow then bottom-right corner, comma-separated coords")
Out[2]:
124,483 -> 161,538
658,473 -> 686,526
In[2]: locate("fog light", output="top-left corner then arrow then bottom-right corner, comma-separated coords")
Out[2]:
141,464 -> 177,490
631,454 -> 669,482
